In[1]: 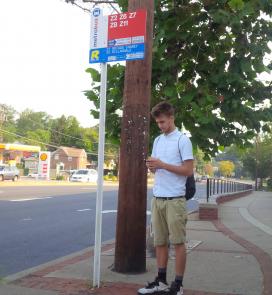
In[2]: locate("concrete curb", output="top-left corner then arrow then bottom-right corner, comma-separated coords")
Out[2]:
3,239 -> 115,283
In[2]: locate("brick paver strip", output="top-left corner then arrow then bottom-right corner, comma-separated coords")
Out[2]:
32,243 -> 114,277
213,220 -> 272,295
193,248 -> 249,254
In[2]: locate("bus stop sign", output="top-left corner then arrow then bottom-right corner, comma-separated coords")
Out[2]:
89,9 -> 147,63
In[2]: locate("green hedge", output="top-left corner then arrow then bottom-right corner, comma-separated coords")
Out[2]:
267,178 -> 272,190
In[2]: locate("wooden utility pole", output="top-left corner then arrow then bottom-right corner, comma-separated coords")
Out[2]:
0,105 -> 7,143
114,0 -> 154,273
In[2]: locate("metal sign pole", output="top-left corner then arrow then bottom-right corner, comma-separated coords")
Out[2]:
93,62 -> 107,288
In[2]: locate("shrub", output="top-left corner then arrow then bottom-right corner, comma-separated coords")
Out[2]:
267,178 -> 272,190
104,175 -> 118,181
16,163 -> 24,169
56,175 -> 65,181
104,175 -> 110,181
23,168 -> 29,176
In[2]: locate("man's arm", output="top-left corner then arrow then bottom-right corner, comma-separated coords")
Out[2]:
146,157 -> 194,176
148,136 -> 159,174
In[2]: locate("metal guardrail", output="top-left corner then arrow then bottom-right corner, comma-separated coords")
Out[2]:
206,178 -> 253,202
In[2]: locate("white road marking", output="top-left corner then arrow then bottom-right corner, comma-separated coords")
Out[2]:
239,207 -> 272,236
77,209 -> 92,212
80,188 -> 97,190
10,197 -> 53,202
21,218 -> 32,221
102,210 -> 117,214
90,210 -> 151,215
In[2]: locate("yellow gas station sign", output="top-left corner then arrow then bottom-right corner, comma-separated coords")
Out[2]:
0,143 -> 41,152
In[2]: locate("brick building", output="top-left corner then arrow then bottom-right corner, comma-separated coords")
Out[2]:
50,146 -> 88,171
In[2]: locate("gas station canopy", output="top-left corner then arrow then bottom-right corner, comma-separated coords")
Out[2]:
0,143 -> 41,152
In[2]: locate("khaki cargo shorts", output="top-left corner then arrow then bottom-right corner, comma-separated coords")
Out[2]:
151,197 -> 187,246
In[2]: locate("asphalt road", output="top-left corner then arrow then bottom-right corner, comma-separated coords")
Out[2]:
0,183 -> 206,277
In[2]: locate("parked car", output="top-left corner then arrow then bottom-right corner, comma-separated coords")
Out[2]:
195,176 -> 202,182
27,172 -> 40,178
67,170 -> 77,181
201,175 -> 209,181
69,169 -> 98,183
0,165 -> 20,181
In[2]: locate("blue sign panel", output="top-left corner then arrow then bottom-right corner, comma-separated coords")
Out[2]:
89,43 -> 145,64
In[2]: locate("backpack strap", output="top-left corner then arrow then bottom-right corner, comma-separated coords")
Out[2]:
177,134 -> 184,162
153,134 -> 163,156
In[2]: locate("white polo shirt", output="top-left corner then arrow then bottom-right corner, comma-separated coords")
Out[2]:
151,128 -> 193,197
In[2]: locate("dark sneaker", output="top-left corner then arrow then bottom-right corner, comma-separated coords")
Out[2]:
169,281 -> 184,295
138,277 -> 170,294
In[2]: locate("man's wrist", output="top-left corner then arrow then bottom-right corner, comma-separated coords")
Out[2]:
160,162 -> 166,169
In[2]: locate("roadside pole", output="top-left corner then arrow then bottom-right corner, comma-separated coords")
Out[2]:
93,62 -> 107,288
114,0 -> 154,273
89,6 -> 148,286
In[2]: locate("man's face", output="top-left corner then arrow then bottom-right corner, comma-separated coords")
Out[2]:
155,114 -> 175,134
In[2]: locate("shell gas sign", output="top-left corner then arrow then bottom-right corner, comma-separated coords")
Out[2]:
38,151 -> 50,180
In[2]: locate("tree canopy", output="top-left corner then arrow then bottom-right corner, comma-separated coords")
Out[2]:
0,105 -> 117,162
219,160 -> 235,176
85,0 -> 272,158
242,135 -> 272,180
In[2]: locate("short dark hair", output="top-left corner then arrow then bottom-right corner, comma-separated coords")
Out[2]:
151,101 -> 175,118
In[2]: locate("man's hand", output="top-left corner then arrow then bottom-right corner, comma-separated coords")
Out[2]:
146,157 -> 194,176
146,157 -> 165,170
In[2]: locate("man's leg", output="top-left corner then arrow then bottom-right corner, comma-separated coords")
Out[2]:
138,199 -> 169,294
156,244 -> 168,283
156,244 -> 168,269
137,244 -> 170,294
174,243 -> 186,276
167,199 -> 187,294
165,243 -> 186,295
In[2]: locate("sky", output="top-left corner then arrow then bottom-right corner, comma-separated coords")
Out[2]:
0,0 -> 97,127
0,1 -> 271,129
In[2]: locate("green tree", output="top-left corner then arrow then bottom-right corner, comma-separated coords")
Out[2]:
25,129 -> 51,150
16,109 -> 52,136
194,148 -> 205,174
79,126 -> 99,152
50,115 -> 82,148
85,0 -> 272,157
0,104 -> 17,142
242,135 -> 272,184
0,105 -> 120,164
84,65 -> 124,145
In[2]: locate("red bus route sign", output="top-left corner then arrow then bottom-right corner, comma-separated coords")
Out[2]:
107,10 -> 146,47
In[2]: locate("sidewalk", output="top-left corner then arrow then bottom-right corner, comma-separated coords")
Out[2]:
1,191 -> 272,295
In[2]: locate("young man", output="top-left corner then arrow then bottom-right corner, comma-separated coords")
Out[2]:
138,102 -> 194,295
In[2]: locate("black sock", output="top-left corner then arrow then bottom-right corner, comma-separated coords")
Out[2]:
158,268 -> 167,283
175,275 -> 183,287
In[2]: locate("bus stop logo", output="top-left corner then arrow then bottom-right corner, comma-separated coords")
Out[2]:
93,8 -> 100,17
40,153 -> 48,161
